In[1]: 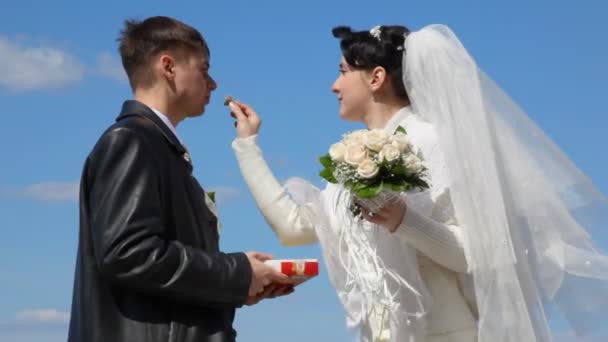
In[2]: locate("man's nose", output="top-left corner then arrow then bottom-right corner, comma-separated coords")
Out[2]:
209,75 -> 217,90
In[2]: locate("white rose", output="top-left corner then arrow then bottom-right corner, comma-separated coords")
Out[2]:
363,129 -> 390,152
378,144 -> 401,162
403,154 -> 423,174
357,158 -> 379,179
344,143 -> 368,166
329,142 -> 346,162
344,130 -> 366,145
390,133 -> 411,152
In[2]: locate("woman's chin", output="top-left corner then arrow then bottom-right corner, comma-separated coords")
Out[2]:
339,110 -> 361,123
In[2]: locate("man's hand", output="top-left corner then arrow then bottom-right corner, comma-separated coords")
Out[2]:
229,100 -> 261,138
358,198 -> 407,233
245,251 -> 290,297
244,283 -> 295,306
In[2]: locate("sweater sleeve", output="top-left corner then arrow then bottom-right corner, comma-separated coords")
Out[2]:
232,135 -> 318,246
394,206 -> 467,272
392,119 -> 467,273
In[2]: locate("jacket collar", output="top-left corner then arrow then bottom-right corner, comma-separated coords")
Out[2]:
116,100 -> 187,155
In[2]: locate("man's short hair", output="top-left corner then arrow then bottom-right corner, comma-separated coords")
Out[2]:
118,16 -> 209,90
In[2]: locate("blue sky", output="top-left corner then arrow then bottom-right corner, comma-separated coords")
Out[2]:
0,1 -> 606,341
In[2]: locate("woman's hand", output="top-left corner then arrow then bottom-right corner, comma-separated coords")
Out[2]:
228,99 -> 262,138
358,198 -> 407,233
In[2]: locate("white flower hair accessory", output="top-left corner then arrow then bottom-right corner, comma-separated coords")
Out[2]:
397,32 -> 409,51
369,25 -> 382,41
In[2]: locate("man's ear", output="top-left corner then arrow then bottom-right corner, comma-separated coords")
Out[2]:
159,53 -> 176,80
368,66 -> 387,92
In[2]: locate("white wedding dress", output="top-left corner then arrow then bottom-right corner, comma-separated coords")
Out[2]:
232,107 -> 477,341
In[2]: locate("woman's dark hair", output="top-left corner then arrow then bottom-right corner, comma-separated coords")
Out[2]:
332,25 -> 410,101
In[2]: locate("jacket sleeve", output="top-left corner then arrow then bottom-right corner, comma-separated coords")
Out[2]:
232,135 -> 318,246
86,127 -> 251,305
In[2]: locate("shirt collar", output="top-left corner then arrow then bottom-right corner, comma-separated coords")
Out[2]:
383,106 -> 413,133
149,107 -> 185,147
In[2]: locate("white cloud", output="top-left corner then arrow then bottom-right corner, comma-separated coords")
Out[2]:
2,181 -> 242,205
20,181 -> 79,202
0,331 -> 67,342
0,36 -> 127,91
15,309 -> 69,324
0,309 -> 69,333
94,52 -> 127,83
2,181 -> 79,202
0,35 -> 85,91
208,186 -> 244,205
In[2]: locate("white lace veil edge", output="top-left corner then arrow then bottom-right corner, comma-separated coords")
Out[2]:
404,24 -> 608,340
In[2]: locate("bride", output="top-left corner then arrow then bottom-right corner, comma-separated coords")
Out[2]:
227,24 -> 608,341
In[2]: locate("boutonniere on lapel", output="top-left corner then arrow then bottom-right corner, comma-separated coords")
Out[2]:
207,191 -> 216,203
204,191 -> 221,235
182,152 -> 192,164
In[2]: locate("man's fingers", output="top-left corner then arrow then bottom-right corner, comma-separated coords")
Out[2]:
281,287 -> 295,297
262,284 -> 277,298
271,285 -> 295,298
256,285 -> 265,294
252,252 -> 274,261
246,284 -> 280,306
270,270 -> 290,283
257,284 -> 277,299
246,251 -> 273,261
245,293 -> 261,306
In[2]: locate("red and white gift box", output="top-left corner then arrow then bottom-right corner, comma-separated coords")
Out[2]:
264,259 -> 319,286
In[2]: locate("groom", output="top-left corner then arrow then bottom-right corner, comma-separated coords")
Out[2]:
67,16 -> 291,342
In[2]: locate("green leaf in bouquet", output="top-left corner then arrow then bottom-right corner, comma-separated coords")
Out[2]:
319,154 -> 334,168
392,164 -> 407,176
319,168 -> 338,183
344,180 -> 353,187
399,179 -> 414,189
388,182 -> 406,192
354,182 -> 383,199
352,181 -> 370,191
415,178 -> 431,190
395,126 -> 407,134
404,175 -> 430,191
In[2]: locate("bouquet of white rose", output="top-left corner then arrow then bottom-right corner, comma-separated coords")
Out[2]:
319,127 -> 430,216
